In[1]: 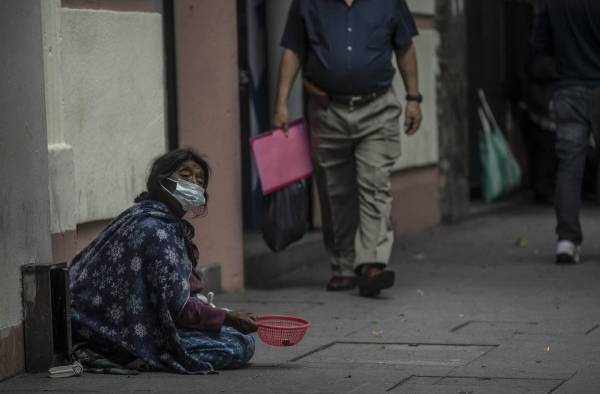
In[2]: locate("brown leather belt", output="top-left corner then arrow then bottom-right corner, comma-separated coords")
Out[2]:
330,88 -> 389,109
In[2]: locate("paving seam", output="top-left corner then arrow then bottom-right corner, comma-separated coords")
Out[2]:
584,324 -> 599,335
548,371 -> 579,394
386,375 -> 565,393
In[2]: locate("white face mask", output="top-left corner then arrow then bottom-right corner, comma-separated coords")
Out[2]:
162,178 -> 207,216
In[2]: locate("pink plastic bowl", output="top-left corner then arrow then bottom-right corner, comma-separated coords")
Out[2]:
256,315 -> 311,347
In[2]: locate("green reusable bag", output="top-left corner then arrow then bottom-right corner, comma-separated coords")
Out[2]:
478,89 -> 522,202
479,108 -> 503,202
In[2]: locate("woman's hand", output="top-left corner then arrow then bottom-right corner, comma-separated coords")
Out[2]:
224,311 -> 258,334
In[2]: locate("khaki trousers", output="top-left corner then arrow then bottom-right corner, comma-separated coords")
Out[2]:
307,90 -> 402,277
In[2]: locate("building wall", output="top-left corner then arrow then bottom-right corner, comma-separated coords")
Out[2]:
392,27 -> 440,170
407,0 -> 435,15
390,2 -> 441,235
46,1 -> 168,264
391,167 -> 441,236
0,0 -> 53,380
174,0 -> 244,292
52,0 -> 245,293
60,7 -> 167,224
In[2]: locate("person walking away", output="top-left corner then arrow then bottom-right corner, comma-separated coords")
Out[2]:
531,0 -> 600,264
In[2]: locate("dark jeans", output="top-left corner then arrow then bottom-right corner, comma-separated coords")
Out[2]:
526,116 -> 557,204
552,86 -> 600,244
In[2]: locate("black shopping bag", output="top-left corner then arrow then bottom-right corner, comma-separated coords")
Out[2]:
261,180 -> 308,252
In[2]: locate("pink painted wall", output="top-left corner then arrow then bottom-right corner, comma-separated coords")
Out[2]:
174,0 -> 244,291
52,220 -> 111,265
313,166 -> 441,237
76,220 -> 111,252
390,165 -> 441,236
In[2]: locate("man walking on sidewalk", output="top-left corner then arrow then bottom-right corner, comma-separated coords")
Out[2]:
272,0 -> 422,296
531,0 -> 600,264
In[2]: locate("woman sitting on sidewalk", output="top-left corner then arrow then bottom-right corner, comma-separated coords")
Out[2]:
69,149 -> 257,373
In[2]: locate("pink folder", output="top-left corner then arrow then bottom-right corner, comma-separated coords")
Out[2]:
250,118 -> 313,195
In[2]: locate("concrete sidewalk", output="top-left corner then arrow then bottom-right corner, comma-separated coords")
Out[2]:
2,204 -> 600,393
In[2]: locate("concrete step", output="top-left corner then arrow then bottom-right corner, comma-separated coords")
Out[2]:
243,230 -> 327,288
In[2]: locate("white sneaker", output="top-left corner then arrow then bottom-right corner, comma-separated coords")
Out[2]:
556,240 -> 581,264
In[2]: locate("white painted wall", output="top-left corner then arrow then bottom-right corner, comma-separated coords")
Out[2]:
0,0 -> 53,330
394,28 -> 440,170
43,0 -> 77,235
60,9 -> 167,223
406,0 -> 435,15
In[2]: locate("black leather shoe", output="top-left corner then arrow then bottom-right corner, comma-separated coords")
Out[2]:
326,276 -> 357,291
357,264 -> 395,297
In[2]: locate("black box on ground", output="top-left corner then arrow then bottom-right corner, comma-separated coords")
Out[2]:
21,262 -> 72,372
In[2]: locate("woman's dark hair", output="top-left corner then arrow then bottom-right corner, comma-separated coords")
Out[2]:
134,148 -> 211,203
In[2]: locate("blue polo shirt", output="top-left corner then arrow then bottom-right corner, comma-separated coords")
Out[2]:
281,0 -> 418,96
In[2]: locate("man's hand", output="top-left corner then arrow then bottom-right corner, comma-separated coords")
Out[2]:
224,311 -> 258,334
272,105 -> 289,131
303,79 -> 328,98
404,102 -> 422,135
396,44 -> 422,135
